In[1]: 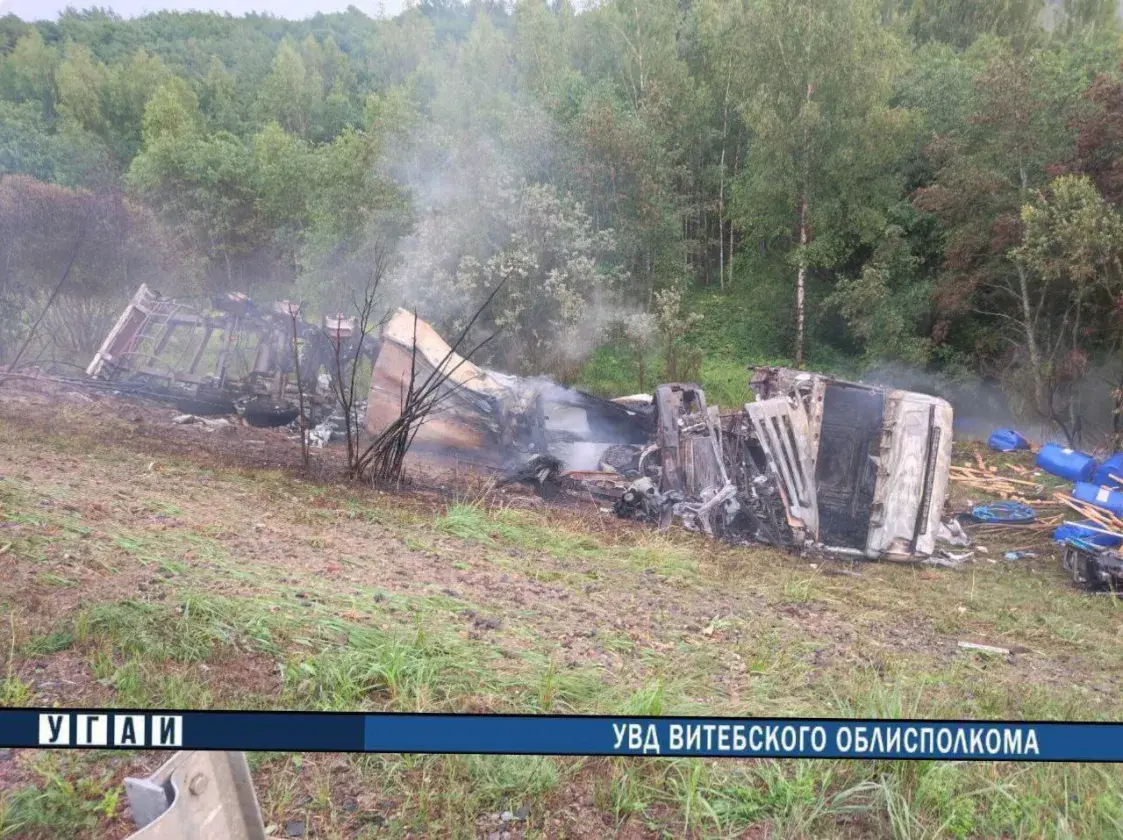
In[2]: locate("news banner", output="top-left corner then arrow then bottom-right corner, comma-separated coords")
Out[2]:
2,708 -> 1123,761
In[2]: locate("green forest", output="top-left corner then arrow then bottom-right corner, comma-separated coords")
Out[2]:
3,1 -> 1123,442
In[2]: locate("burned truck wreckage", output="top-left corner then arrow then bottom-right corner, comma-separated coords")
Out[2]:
504,373 -> 953,562
87,283 -> 372,428
363,310 -> 954,562
88,287 -> 954,562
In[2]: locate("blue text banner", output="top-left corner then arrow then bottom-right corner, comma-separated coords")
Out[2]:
2,709 -> 1121,762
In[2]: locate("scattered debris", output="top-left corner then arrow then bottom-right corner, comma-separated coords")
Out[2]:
1004,550 -> 1036,561
949,466 -> 1045,500
170,414 -> 235,431
987,428 -> 1031,452
957,641 -> 1011,656
937,519 -> 972,547
308,420 -> 337,448
970,502 -> 1037,525
926,551 -> 973,568
1053,492 -> 1123,536
86,301 -> 975,567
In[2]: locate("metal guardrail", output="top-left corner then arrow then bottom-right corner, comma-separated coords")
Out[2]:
124,751 -> 266,840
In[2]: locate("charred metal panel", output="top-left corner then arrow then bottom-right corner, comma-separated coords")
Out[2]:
744,396 -> 819,537
365,310 -> 652,467
88,284 -> 171,379
866,393 -> 953,560
365,339 -> 494,451
654,384 -> 717,494
815,383 -> 883,550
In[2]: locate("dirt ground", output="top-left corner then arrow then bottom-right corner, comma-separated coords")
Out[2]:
1,376 -> 1122,839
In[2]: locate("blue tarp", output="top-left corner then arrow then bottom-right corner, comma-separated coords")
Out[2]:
971,502 -> 1037,524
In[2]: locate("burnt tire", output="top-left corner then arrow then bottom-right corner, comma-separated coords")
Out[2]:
536,479 -> 561,501
174,387 -> 236,416
243,399 -> 301,428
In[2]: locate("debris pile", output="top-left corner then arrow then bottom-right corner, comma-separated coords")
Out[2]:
948,465 -> 1046,502
492,370 -> 956,563
952,437 -> 1123,590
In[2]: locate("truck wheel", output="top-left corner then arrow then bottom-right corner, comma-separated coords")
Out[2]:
243,398 -> 301,428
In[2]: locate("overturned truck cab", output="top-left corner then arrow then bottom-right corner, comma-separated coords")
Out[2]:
744,367 -> 953,561
614,369 -> 953,562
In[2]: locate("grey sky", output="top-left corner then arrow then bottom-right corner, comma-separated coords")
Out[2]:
0,0 -> 403,21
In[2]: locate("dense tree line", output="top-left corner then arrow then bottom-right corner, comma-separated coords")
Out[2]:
3,1 -> 1123,440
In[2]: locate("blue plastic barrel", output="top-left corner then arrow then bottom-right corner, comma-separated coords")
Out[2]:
1073,481 -> 1123,517
1092,452 -> 1123,488
1036,443 -> 1097,483
1054,520 -> 1123,548
988,428 -> 1030,452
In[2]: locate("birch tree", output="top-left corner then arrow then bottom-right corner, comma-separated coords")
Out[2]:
734,0 -> 907,367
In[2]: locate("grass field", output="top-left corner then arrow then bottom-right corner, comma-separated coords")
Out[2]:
1,388 -> 1122,838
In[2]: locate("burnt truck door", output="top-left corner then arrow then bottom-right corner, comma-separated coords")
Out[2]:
814,383 -> 883,550
865,393 -> 953,560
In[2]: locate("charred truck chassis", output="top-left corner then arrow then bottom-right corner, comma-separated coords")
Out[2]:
88,284 -> 373,426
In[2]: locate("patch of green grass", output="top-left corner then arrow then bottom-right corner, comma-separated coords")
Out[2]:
96,657 -> 214,708
515,652 -> 607,713
778,573 -> 820,604
37,573 -> 78,589
75,593 -> 285,663
0,753 -> 121,839
0,674 -> 34,706
713,760 -> 835,833
283,623 -> 486,712
464,754 -> 560,801
22,630 -> 75,656
436,503 -> 698,580
596,760 -> 651,827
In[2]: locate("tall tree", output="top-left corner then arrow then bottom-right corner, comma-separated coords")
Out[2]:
733,0 -> 909,367
1014,174 -> 1123,442
1054,62 -> 1123,206
257,38 -> 318,137
56,43 -> 107,134
913,39 -> 1105,424
5,29 -> 58,118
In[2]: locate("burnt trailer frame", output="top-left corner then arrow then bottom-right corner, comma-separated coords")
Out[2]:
88,284 -> 370,422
